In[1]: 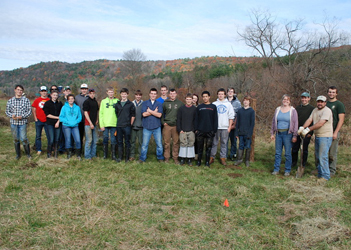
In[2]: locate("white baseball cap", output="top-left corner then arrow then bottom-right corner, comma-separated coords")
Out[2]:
80,83 -> 88,89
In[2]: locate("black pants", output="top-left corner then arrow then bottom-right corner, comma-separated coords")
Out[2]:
292,135 -> 312,167
78,121 -> 85,149
196,132 -> 214,157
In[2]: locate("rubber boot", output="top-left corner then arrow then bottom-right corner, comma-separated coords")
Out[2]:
103,144 -> 108,159
180,157 -> 185,165
54,143 -> 58,158
235,149 -> 244,166
111,145 -> 117,161
125,148 -> 130,163
66,148 -> 71,159
205,148 -> 211,167
15,142 -> 21,160
47,144 -> 52,158
23,141 -> 31,159
187,158 -> 193,166
116,146 -> 122,163
197,154 -> 202,166
245,149 -> 251,167
76,148 -> 82,160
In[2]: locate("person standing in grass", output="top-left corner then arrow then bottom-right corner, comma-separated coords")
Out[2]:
300,95 -> 333,183
5,84 -> 32,159
130,90 -> 144,161
58,86 -> 72,154
271,94 -> 298,176
162,88 -> 184,164
326,86 -> 345,176
177,93 -> 197,166
32,86 -> 50,156
99,87 -> 119,160
209,88 -> 234,166
83,89 -> 99,160
139,88 -> 164,163
194,91 -> 218,167
43,90 -> 63,158
59,94 -> 82,159
227,87 -> 241,161
115,88 -> 135,163
75,83 -> 89,147
234,96 -> 255,167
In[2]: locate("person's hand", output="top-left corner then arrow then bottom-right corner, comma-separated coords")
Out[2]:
301,128 -> 310,137
180,130 -> 184,133
292,137 -> 297,143
55,121 -> 60,128
298,126 -> 304,135
90,124 -> 94,129
12,114 -> 16,119
333,132 -> 338,140
270,135 -> 275,141
100,127 -> 105,131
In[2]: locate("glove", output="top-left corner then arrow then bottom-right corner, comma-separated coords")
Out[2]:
298,126 -> 304,135
301,127 -> 310,137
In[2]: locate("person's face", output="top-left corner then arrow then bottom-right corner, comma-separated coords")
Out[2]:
169,91 -> 177,100
14,87 -> 23,97
149,91 -> 157,101
89,91 -> 96,99
317,100 -> 326,109
160,87 -> 168,96
120,92 -> 128,100
227,89 -> 234,97
135,94 -> 142,102
300,96 -> 310,105
81,88 -> 88,95
282,96 -> 290,106
68,96 -> 75,105
40,90 -> 48,98
185,97 -> 193,106
64,89 -> 71,96
51,92 -> 58,101
107,90 -> 114,99
328,89 -> 337,100
202,94 -> 210,103
243,99 -> 250,107
192,95 -> 198,105
50,86 -> 58,92
218,91 -> 225,101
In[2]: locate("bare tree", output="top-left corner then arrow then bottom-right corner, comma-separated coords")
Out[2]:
122,48 -> 147,87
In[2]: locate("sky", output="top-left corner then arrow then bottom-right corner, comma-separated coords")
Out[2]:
1,0 -> 351,71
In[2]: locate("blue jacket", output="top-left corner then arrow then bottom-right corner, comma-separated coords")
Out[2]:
141,99 -> 163,130
59,102 -> 82,127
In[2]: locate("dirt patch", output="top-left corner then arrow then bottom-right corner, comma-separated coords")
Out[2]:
226,165 -> 242,170
250,169 -> 265,173
0,116 -> 10,126
20,162 -> 38,170
227,173 -> 243,178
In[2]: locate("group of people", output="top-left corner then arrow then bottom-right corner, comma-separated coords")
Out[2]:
271,86 -> 345,182
5,84 -> 257,167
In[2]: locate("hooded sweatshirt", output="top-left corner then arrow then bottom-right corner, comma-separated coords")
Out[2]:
212,98 -> 235,129
99,97 -> 119,128
59,102 -> 82,127
161,98 -> 184,126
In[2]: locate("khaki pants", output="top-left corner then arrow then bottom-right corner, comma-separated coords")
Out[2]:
162,125 -> 179,160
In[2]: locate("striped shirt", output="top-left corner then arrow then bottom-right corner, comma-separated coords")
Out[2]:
5,96 -> 32,125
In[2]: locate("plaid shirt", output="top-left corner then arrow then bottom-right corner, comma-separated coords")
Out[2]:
5,96 -> 32,125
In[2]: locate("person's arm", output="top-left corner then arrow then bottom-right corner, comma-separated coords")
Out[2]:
307,119 -> 327,132
84,111 -> 94,129
228,119 -> 233,133
302,117 -> 313,129
333,113 -> 345,139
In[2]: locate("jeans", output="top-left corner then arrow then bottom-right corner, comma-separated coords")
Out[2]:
228,129 -> 237,157
238,136 -> 251,150
85,125 -> 98,159
292,135 -> 311,167
315,137 -> 332,180
62,125 -> 81,149
211,129 -> 229,158
117,126 -> 131,149
35,120 -> 50,151
139,127 -> 164,162
11,124 -> 28,144
274,131 -> 293,173
130,129 -> 143,158
329,132 -> 340,175
47,124 -> 61,147
102,127 -> 117,145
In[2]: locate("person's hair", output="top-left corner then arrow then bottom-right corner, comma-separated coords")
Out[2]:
67,94 -> 75,100
185,93 -> 193,99
192,94 -> 199,105
227,87 -> 235,93
50,85 -> 58,91
243,96 -> 251,103
328,86 -> 338,94
120,88 -> 129,94
50,90 -> 59,95
169,88 -> 177,93
202,91 -> 210,96
281,94 -> 291,105
150,88 -> 158,93
160,85 -> 168,90
135,90 -> 142,96
217,88 -> 226,95
106,87 -> 114,92
15,84 -> 24,90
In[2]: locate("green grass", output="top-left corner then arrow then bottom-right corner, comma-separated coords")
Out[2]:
0,123 -> 351,249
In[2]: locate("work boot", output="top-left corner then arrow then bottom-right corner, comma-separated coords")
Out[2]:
205,148 -> 212,167
125,148 -> 130,163
14,142 -> 21,160
76,149 -> 82,160
23,141 -> 31,159
197,154 -> 202,166
180,157 -> 185,165
54,143 -> 58,158
235,149 -> 244,166
187,158 -> 193,166
66,149 -> 72,159
116,146 -> 123,163
245,149 -> 251,167
209,157 -> 214,165
111,145 -> 117,161
103,144 -> 108,159
220,158 -> 227,166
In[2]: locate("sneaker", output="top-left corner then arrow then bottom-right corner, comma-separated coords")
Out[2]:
37,151 -> 42,155
284,172 -> 290,176
271,171 -> 279,175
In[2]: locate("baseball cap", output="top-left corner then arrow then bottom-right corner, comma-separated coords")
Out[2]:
39,86 -> 47,91
64,86 -> 71,90
80,83 -> 88,89
301,92 -> 310,97
88,88 -> 95,93
316,95 -> 327,102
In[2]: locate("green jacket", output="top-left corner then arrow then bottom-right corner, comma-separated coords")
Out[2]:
161,98 -> 184,126
99,97 -> 119,128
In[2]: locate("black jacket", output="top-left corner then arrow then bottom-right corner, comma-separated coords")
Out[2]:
115,100 -> 136,127
43,100 -> 63,125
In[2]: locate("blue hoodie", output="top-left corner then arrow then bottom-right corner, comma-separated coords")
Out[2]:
59,102 -> 82,127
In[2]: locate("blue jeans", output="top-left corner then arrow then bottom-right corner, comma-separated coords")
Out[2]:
117,126 -> 131,149
47,124 -> 61,147
139,127 -> 164,162
274,131 -> 293,173
62,125 -> 81,149
35,120 -> 50,151
315,137 -> 332,180
11,124 -> 28,144
239,136 -> 251,150
85,125 -> 98,159
103,127 -> 117,145
228,129 -> 237,157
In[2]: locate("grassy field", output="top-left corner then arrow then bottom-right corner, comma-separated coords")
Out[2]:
0,101 -> 351,249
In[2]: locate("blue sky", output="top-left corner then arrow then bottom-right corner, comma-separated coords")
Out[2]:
1,0 -> 350,71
